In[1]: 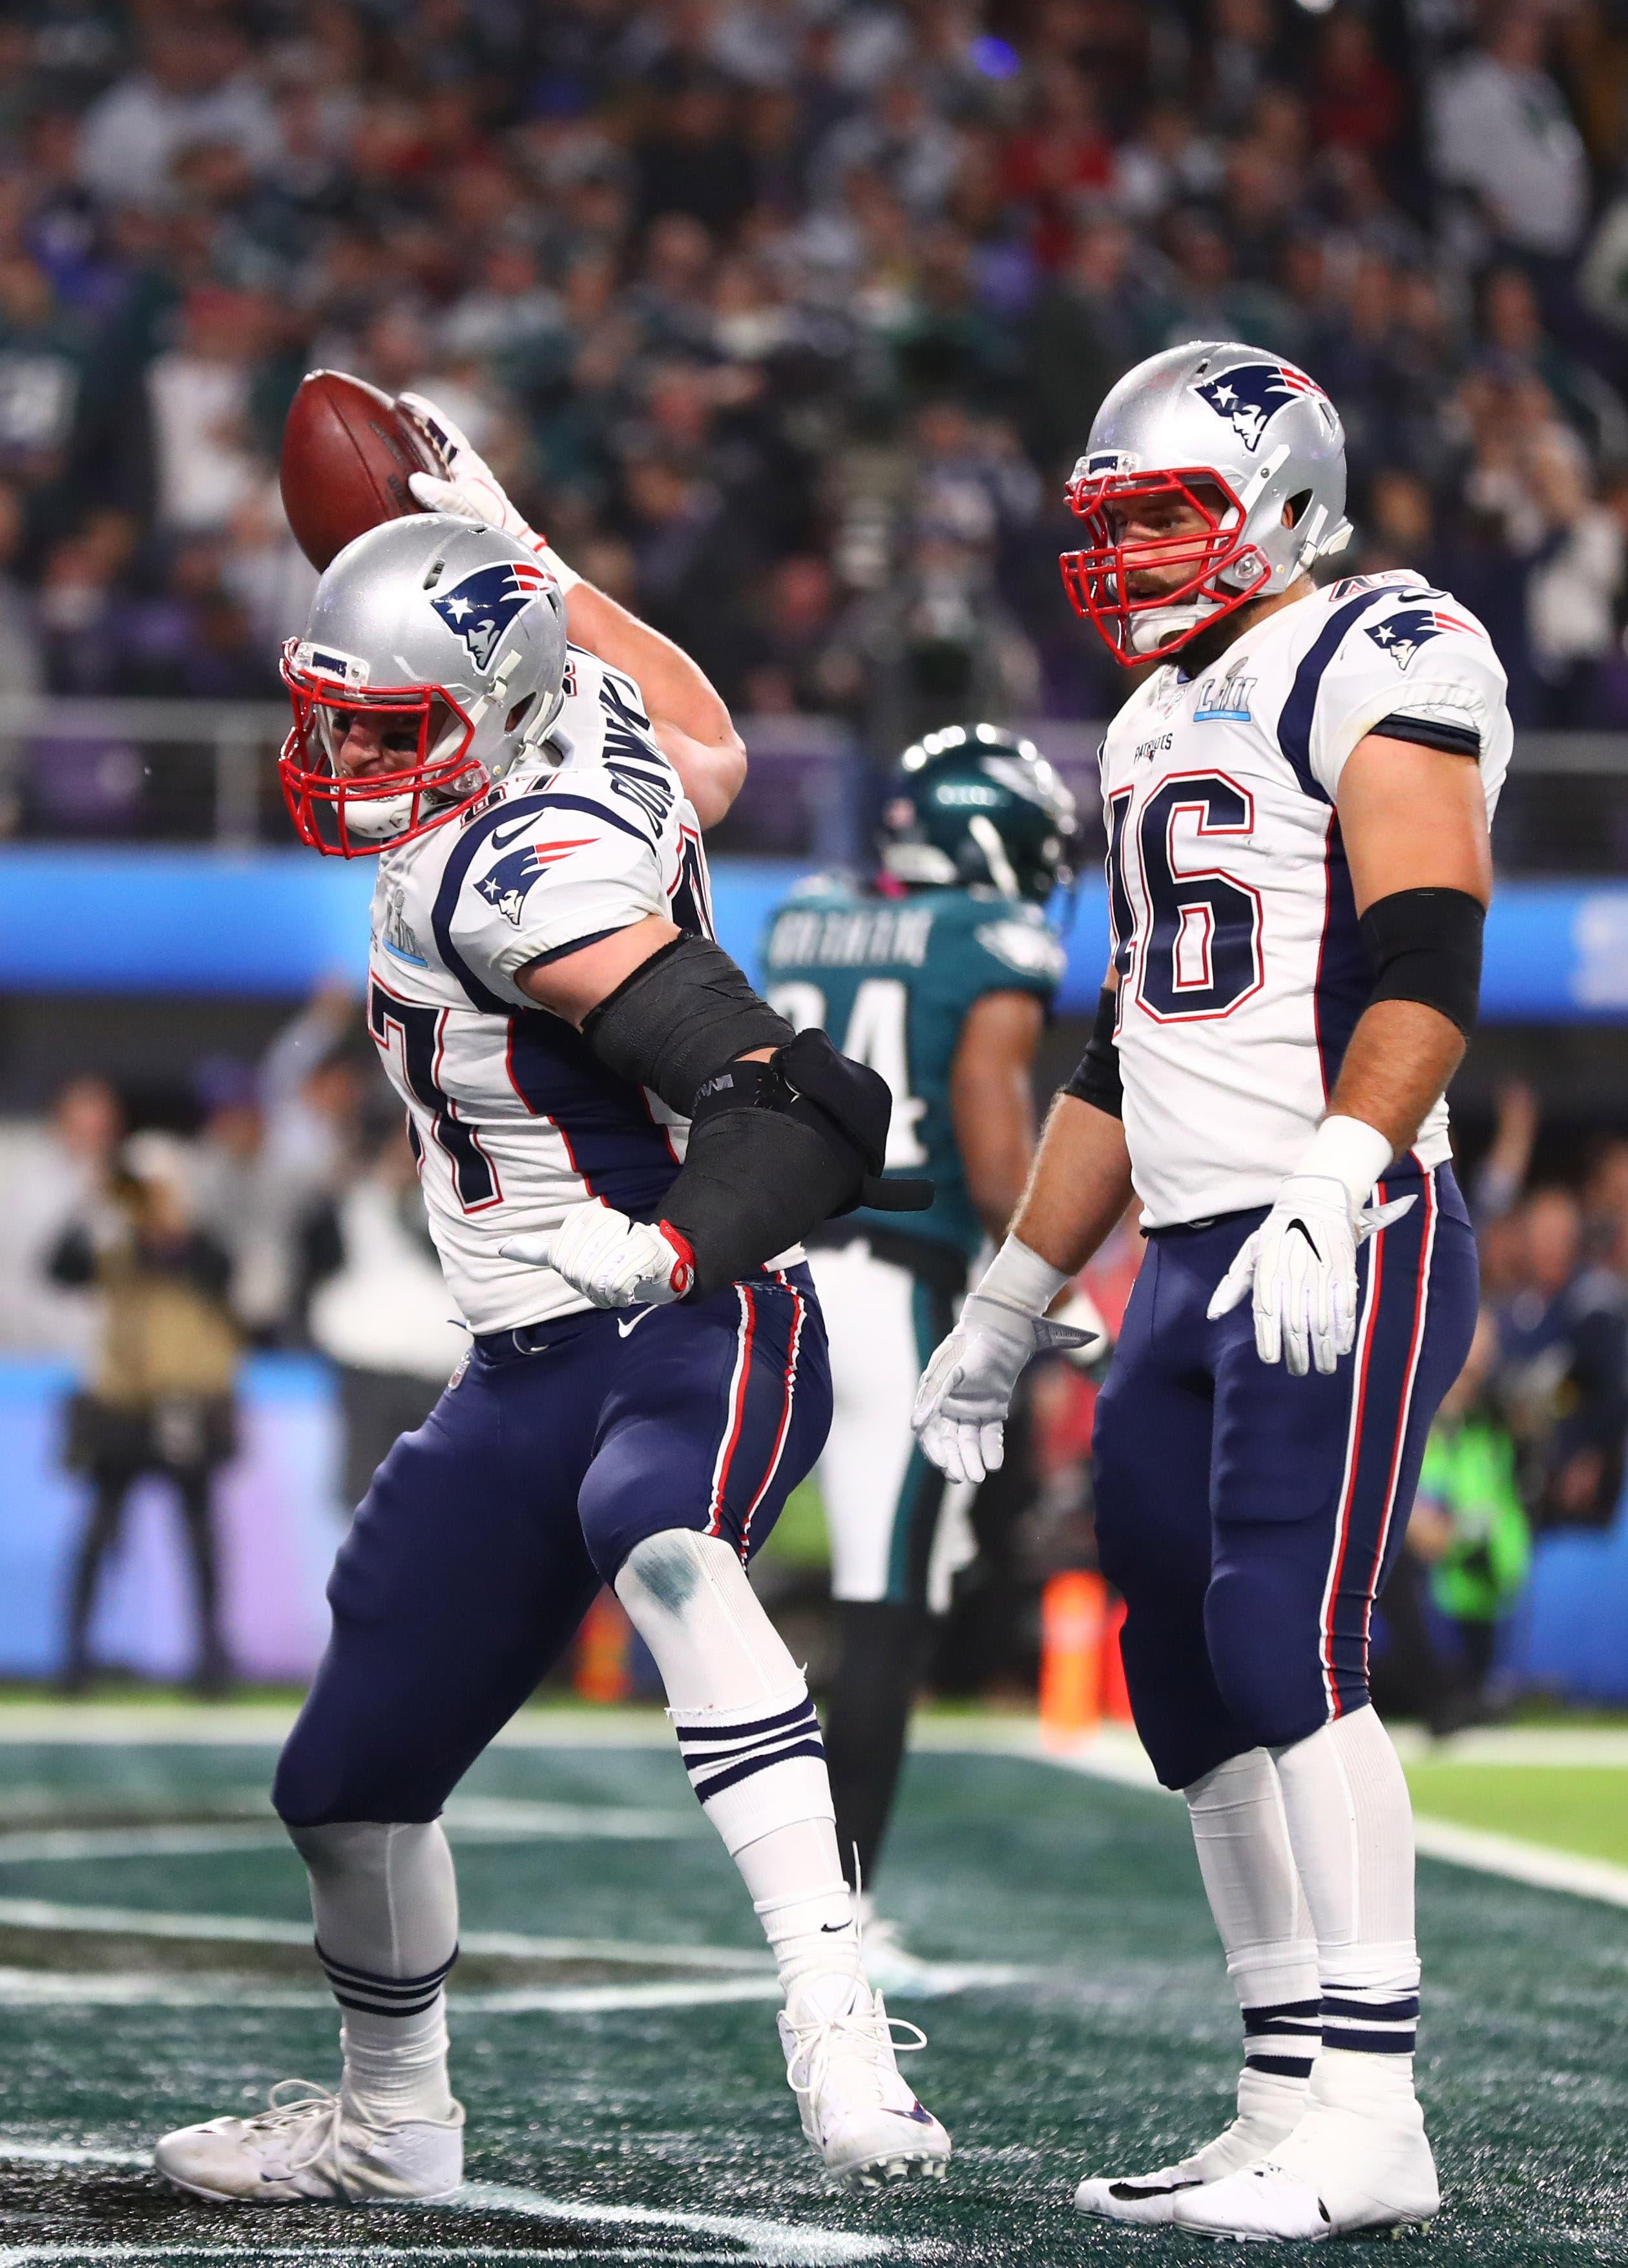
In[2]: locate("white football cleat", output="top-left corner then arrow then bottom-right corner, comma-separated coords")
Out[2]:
1075,2066 -> 1308,2226
778,1971 -> 952,2187
1170,2092 -> 1438,2241
154,2079 -> 465,2205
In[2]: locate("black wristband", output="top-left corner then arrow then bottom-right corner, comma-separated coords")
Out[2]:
1061,985 -> 1123,1118
1359,886 -> 1484,1037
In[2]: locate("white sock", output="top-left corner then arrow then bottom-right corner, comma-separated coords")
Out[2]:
1272,1708 -> 1420,2104
287,1819 -> 459,2125
616,1530 -> 861,1993
1186,1748 -> 1322,2094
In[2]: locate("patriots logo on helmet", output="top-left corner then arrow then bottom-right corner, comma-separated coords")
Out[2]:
430,560 -> 553,673
1193,362 -> 1328,454
474,835 -> 595,925
1366,605 -> 1479,669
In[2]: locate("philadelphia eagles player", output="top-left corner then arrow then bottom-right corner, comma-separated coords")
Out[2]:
764,726 -> 1086,1916
915,342 -> 1507,2240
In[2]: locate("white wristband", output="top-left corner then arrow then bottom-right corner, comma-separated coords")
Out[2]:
536,542 -> 582,596
974,1234 -> 1072,1319
1299,1115 -> 1397,1209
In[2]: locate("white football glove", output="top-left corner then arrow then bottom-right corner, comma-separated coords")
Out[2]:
501,1200 -> 694,1310
396,391 -> 578,582
1207,1174 -> 1414,1377
913,1290 -> 1096,1487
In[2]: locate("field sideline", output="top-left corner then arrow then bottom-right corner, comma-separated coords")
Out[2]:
0,1705 -> 1623,2266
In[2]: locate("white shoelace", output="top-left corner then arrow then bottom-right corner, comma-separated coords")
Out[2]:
239,2079 -> 344,2178
781,1995 -> 928,2106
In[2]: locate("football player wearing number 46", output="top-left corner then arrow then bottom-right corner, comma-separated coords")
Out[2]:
154,401 -> 950,2207
914,342 -> 1509,2242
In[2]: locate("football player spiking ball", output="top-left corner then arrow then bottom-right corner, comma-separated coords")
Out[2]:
154,400 -> 952,2203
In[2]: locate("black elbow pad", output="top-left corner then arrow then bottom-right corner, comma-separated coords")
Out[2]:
1062,985 -> 1123,1118
662,1029 -> 932,1297
582,934 -> 793,1115
1359,887 -> 1484,1037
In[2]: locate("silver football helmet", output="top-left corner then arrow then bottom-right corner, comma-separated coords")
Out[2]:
1059,341 -> 1352,665
280,514 -> 569,854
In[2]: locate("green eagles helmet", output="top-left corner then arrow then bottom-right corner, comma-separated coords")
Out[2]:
879,723 -> 1078,903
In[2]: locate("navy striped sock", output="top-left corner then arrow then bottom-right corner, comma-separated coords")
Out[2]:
1322,1983 -> 1419,2057
316,1940 -> 458,2019
1242,1997 -> 1323,2081
674,1693 -> 826,1809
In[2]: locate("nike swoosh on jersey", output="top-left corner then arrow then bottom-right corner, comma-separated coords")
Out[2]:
491,808 -> 565,849
616,1308 -> 656,1337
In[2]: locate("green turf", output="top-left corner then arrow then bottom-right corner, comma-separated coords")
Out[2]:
0,1738 -> 1625,2264
1407,1761 -> 1628,1867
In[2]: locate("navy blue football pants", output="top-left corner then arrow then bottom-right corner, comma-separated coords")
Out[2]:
1092,1163 -> 1477,1792
275,1268 -> 829,1826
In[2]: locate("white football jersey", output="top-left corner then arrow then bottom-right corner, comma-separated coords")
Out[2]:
365,645 -> 713,1333
1101,571 -> 1511,1229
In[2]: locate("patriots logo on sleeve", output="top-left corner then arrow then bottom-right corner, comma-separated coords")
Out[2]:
1365,605 -> 1479,670
430,560 -> 554,673
475,835 -> 595,925
1193,362 -> 1329,453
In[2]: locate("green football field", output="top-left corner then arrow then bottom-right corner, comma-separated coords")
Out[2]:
0,1718 -> 1625,2267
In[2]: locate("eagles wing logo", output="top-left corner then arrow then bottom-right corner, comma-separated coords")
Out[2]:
1193,362 -> 1326,454
475,836 -> 595,925
430,560 -> 552,673
1365,605 -> 1478,670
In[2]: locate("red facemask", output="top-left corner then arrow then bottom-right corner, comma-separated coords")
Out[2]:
1058,464 -> 1269,666
279,641 -> 486,857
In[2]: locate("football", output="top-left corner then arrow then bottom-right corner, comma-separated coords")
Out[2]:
279,369 -> 444,571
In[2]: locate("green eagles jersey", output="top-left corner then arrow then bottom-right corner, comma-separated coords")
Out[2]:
1417,1416 -> 1532,1624
762,879 -> 1065,1263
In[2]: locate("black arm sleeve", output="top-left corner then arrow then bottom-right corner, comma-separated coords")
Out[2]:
579,934 -> 935,1297
661,1029 -> 928,1297
1061,986 -> 1123,1118
1359,887 -> 1484,1037
581,934 -> 794,1115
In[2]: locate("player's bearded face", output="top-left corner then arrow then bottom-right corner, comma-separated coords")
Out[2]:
331,700 -> 458,779
1109,488 -> 1224,598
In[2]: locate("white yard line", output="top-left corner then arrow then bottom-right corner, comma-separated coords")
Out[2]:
0,2139 -> 889,2268
0,1969 -> 784,2016
0,1801 -> 694,1867
0,2249 -> 777,2265
1000,1721 -> 1628,1914
1408,1816 -> 1628,1908
0,1896 -> 771,1972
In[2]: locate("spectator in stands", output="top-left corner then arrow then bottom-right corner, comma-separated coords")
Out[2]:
1406,1311 -> 1532,1730
1428,6 -> 1591,264
50,1139 -> 240,1694
1496,1185 -> 1628,1531
0,1072 -> 121,1354
0,477 -> 39,831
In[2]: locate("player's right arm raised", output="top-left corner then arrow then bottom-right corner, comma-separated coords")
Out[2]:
399,392 -> 746,826
913,972 -> 1132,1485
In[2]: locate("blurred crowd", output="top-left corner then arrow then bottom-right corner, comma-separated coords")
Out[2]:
2,0 -> 1628,816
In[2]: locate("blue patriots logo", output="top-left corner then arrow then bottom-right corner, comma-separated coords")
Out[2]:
1365,604 -> 1478,670
475,833 -> 596,925
430,559 -> 553,673
1193,362 -> 1325,454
